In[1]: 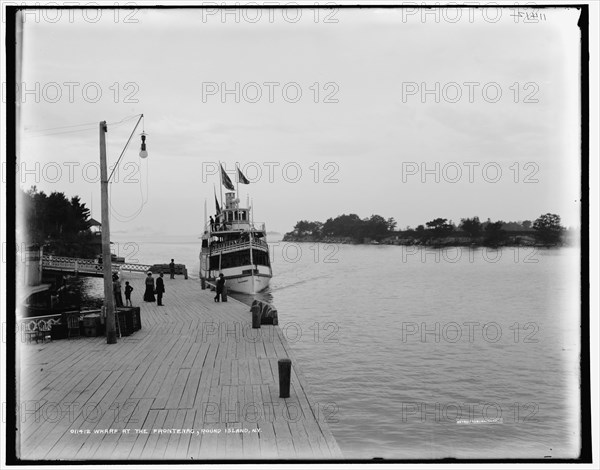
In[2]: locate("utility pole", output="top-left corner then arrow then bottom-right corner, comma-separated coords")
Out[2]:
99,120 -> 117,344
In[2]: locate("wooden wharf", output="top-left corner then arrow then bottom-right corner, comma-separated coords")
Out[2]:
17,273 -> 342,460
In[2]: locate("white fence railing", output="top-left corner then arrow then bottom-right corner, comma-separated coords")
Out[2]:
42,255 -> 151,275
18,313 -> 63,333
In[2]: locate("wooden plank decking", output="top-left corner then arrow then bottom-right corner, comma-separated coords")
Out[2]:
17,274 -> 342,461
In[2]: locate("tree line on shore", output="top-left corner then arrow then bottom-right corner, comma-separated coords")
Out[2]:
20,187 -> 99,258
283,213 -> 566,246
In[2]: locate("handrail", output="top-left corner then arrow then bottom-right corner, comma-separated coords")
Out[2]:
208,222 -> 267,234
42,255 -> 152,273
209,238 -> 269,254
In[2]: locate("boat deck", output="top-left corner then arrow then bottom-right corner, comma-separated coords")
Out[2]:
17,274 -> 342,460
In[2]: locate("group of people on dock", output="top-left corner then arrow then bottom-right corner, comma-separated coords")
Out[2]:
143,271 -> 166,306
112,274 -> 138,307
111,259 -> 178,308
112,259 -> 226,306
112,274 -> 132,308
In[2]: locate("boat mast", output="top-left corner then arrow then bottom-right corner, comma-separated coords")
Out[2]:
218,160 -> 224,221
235,163 -> 240,202
249,219 -> 255,294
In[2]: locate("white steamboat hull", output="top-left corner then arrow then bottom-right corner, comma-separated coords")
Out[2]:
226,274 -> 271,295
200,255 -> 271,295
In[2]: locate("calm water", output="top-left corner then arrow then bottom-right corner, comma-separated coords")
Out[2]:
88,238 -> 581,459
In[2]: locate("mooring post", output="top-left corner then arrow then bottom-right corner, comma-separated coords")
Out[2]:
278,358 -> 292,398
251,303 -> 261,329
222,285 -> 228,302
201,278 -> 206,290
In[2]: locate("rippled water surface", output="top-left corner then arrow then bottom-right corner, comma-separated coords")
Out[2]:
96,239 -> 581,459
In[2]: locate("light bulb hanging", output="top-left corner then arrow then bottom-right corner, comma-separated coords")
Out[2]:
139,132 -> 148,158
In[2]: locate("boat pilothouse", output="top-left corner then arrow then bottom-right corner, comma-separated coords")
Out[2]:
200,192 -> 272,295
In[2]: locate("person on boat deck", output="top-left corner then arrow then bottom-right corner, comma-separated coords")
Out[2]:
209,216 -> 215,232
156,272 -> 165,306
214,273 -> 226,302
144,271 -> 156,302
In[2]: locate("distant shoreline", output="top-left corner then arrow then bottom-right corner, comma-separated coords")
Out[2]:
281,233 -> 572,248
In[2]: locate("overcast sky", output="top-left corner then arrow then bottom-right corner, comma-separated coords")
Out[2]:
17,6 -> 582,238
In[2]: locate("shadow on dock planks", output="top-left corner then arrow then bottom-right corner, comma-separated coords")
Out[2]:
16,273 -> 342,461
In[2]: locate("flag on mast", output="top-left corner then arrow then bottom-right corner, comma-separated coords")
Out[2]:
214,186 -> 220,214
237,167 -> 250,185
220,164 -> 235,191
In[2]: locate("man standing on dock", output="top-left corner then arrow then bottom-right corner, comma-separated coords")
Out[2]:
214,273 -> 225,302
169,259 -> 175,279
156,273 -> 165,306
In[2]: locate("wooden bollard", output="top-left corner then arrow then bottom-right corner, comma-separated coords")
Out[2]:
184,268 -> 188,280
221,285 -> 228,302
269,308 -> 278,326
201,278 -> 206,290
252,304 -> 261,329
259,304 -> 269,324
278,359 -> 292,398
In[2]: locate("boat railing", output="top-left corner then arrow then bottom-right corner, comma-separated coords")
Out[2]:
207,221 -> 266,235
209,238 -> 269,254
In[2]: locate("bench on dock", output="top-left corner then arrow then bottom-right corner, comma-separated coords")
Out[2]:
149,263 -> 188,279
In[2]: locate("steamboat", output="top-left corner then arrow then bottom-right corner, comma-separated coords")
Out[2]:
199,191 -> 272,294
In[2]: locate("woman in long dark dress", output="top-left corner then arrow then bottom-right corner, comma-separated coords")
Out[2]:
144,272 -> 156,302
